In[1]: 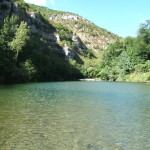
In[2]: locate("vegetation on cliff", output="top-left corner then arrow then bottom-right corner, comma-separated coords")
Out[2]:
0,0 -> 149,83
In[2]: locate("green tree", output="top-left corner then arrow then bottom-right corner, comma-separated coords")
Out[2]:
0,15 -> 19,83
9,21 -> 30,59
0,15 -> 19,50
24,59 -> 37,81
134,20 -> 150,60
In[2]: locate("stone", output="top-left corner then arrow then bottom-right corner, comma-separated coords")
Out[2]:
30,12 -> 40,22
30,12 -> 36,19
30,25 -> 38,33
0,0 -> 11,14
63,44 -> 76,60
12,2 -> 19,14
72,33 -> 82,48
49,15 -> 55,21
40,32 -> 58,42
62,14 -> 78,20
54,34 -> 60,42
0,0 -> 11,25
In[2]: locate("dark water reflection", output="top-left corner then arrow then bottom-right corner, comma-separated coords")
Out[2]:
0,82 -> 150,149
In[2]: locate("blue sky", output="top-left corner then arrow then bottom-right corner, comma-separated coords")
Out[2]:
24,0 -> 150,37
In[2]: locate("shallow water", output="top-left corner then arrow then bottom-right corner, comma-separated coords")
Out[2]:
0,82 -> 150,150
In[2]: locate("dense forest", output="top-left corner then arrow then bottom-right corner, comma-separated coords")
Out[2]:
0,15 -> 83,83
96,21 -> 150,82
0,0 -> 149,84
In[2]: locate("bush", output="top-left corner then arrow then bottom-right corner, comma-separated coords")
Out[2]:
24,59 -> 37,81
135,61 -> 150,72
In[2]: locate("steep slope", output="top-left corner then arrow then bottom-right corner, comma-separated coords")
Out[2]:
26,4 -> 118,54
50,13 -> 118,53
0,0 -> 119,83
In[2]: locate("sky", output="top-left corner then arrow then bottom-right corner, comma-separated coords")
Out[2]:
24,0 -> 150,37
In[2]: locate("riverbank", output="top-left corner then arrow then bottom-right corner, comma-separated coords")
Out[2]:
79,78 -> 150,84
79,78 -> 101,81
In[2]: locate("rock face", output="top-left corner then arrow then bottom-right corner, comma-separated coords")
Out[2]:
0,0 -> 11,13
30,24 -> 38,33
62,14 -> 78,20
63,44 -> 76,60
12,2 -> 19,14
30,12 -> 39,20
0,0 -> 118,61
49,13 -> 118,53
41,32 -> 54,41
49,14 -> 78,21
72,33 -> 87,52
0,0 -> 11,25
0,0 -> 20,25
55,34 -> 60,42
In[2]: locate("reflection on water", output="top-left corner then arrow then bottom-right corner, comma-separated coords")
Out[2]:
0,82 -> 150,149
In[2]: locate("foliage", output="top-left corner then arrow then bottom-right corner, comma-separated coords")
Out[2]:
55,23 -> 72,41
0,15 -> 19,46
24,59 -> 37,81
9,21 -> 30,59
98,20 -> 150,82
0,1 -> 150,83
0,15 -> 30,83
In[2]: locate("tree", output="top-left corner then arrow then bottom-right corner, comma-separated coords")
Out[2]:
135,20 -> 150,60
9,21 -> 30,60
24,59 -> 37,81
0,15 -> 19,83
0,15 -> 30,83
0,15 -> 19,50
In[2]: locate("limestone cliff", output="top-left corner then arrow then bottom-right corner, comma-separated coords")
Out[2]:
0,0 -> 118,60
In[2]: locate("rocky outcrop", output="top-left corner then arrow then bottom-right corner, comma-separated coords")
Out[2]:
30,24 -> 38,33
39,32 -> 60,43
49,15 -> 55,21
62,14 -> 78,20
12,2 -> 19,14
49,12 -> 118,53
49,14 -> 78,21
30,11 -> 43,25
0,0 -> 11,13
0,0 -> 11,25
55,34 -> 60,42
0,0 -> 20,26
0,0 -> 118,62
72,33 -> 87,53
30,12 -> 39,20
41,32 -> 54,41
63,44 -> 76,60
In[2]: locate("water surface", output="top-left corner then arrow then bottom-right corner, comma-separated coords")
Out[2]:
0,82 -> 150,150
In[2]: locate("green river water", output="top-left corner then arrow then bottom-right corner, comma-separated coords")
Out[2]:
0,82 -> 150,150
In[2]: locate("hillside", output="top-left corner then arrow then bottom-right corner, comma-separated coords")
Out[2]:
0,0 -> 118,83
28,4 -> 118,53
2,0 -> 149,83
21,2 -> 118,56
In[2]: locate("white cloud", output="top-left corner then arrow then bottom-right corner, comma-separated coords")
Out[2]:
24,0 -> 46,6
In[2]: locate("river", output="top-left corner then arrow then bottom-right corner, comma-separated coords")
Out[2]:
0,82 -> 150,149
